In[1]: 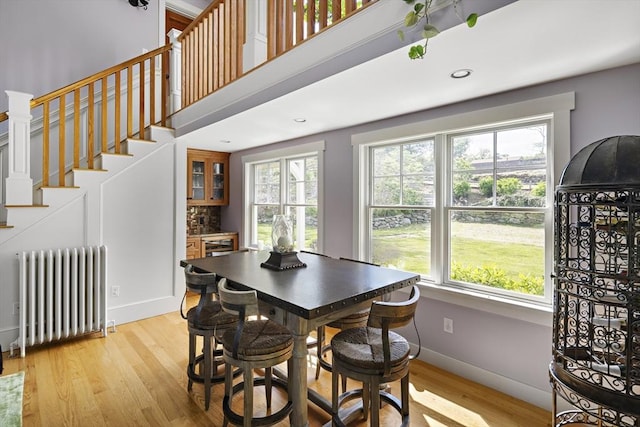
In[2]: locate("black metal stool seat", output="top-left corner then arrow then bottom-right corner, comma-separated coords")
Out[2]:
330,286 -> 420,427
218,278 -> 294,427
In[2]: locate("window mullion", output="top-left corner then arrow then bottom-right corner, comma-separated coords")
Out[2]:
433,133 -> 446,284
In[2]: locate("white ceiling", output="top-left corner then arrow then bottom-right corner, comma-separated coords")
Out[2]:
178,0 -> 640,153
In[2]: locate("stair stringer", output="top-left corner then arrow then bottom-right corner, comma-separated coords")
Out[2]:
0,126 -> 173,246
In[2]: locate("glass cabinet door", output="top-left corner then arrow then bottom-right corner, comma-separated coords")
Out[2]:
191,160 -> 206,201
211,161 -> 225,202
187,149 -> 229,206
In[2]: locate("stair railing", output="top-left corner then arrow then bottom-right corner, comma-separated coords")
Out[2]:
178,0 -> 245,109
1,0 -> 378,207
267,0 -> 376,59
178,0 -> 377,109
0,45 -> 171,200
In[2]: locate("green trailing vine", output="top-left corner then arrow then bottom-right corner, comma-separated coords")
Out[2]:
398,0 -> 478,59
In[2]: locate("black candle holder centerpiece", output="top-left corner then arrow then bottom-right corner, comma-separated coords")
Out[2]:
260,214 -> 306,271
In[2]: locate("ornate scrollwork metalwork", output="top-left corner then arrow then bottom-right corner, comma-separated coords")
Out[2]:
552,185 -> 639,426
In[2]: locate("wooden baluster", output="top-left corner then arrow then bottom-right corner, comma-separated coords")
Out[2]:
42,101 -> 50,187
139,59 -> 145,139
73,88 -> 80,168
102,77 -> 108,152
208,12 -> 214,94
127,65 -> 133,138
285,0 -> 293,50
307,0 -> 316,38
332,0 -> 342,23
160,51 -> 167,127
203,14 -> 209,95
235,0 -> 247,73
189,32 -> 195,105
196,21 -> 203,99
87,82 -> 94,168
213,7 -> 220,91
229,0 -> 238,80
224,1 -> 231,84
115,71 -> 121,152
319,0 -> 328,30
58,94 -> 66,187
267,0 -> 277,59
345,0 -> 356,15
181,33 -> 187,108
295,0 -> 304,43
218,4 -> 226,87
149,55 -> 156,126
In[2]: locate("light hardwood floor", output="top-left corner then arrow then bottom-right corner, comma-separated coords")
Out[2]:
2,301 -> 551,426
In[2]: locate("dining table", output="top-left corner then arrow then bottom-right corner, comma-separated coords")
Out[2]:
180,250 -> 420,427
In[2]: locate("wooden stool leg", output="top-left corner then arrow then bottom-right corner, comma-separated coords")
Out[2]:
362,381 -> 370,422
401,373 -> 410,418
243,368 -> 254,427
188,331 -> 196,391
203,333 -> 212,410
332,366 -> 339,424
223,361 -> 232,427
370,377 -> 380,427
315,326 -> 324,379
265,367 -> 272,408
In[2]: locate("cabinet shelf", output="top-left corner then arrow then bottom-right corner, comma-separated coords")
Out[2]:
187,149 -> 230,206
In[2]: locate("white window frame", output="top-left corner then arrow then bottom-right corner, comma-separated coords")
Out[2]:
242,141 -> 325,252
352,93 -> 574,325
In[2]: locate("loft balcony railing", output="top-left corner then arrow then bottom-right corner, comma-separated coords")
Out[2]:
0,0 -> 376,207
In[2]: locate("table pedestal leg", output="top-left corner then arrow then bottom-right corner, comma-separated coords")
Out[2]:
288,315 -> 309,427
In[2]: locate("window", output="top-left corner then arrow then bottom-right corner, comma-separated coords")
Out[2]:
243,142 -> 324,252
354,93 -> 574,308
447,122 -> 548,299
370,139 -> 434,275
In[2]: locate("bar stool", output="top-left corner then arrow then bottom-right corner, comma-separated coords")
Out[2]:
182,264 -> 238,410
217,278 -> 294,427
330,286 -> 420,427
315,257 -> 380,391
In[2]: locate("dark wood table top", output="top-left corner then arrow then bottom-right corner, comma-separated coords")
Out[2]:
180,251 -> 420,320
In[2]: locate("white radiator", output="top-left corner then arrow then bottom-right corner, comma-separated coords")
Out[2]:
13,245 -> 109,357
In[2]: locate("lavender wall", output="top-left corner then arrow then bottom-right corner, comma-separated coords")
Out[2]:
0,0 -> 164,113
223,63 -> 640,406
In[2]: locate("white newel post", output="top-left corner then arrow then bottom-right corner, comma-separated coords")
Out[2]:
243,0 -> 268,72
5,91 -> 34,206
168,29 -> 182,114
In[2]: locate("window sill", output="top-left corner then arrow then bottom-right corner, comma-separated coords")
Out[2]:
404,280 -> 553,327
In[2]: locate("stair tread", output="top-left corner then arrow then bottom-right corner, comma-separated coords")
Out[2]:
101,152 -> 133,157
4,204 -> 49,208
0,222 -> 14,229
40,186 -> 81,189
73,168 -> 108,172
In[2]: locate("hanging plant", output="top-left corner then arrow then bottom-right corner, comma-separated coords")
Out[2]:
398,0 -> 478,59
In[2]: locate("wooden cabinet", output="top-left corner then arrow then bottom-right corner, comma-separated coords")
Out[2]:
186,236 -> 201,259
187,149 -> 229,206
186,232 -> 239,260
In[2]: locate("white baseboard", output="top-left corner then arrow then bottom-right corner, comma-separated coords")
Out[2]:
412,343 -> 552,411
107,295 -> 184,328
0,327 -> 19,353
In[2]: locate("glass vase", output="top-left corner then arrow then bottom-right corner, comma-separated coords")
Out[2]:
272,214 -> 293,253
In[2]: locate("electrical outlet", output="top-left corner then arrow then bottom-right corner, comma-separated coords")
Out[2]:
111,286 -> 120,297
13,302 -> 19,315
444,317 -> 453,334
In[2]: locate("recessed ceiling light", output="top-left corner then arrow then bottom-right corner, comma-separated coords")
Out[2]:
450,69 -> 473,79
219,139 -> 231,144
293,118 -> 306,123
